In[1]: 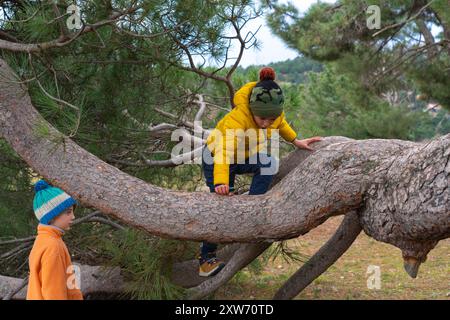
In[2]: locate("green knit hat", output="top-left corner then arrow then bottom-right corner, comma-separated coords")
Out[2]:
249,80 -> 284,118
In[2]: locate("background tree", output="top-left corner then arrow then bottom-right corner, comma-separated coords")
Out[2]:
266,0 -> 450,110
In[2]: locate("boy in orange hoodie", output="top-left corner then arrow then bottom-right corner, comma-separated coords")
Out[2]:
27,180 -> 83,300
198,68 -> 322,276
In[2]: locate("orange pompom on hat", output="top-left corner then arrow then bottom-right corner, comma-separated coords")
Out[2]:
259,67 -> 276,81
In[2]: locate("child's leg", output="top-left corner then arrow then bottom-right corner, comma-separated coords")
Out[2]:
198,145 -> 234,276
248,152 -> 277,195
202,145 -> 215,192
200,242 -> 218,261
200,145 -> 217,259
235,152 -> 277,195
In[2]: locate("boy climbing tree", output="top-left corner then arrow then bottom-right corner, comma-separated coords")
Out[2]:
198,67 -> 322,276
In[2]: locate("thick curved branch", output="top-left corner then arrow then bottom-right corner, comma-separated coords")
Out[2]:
0,58 -> 448,270
0,56 -> 358,242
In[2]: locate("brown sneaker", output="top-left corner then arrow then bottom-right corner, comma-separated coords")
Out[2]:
199,257 -> 225,277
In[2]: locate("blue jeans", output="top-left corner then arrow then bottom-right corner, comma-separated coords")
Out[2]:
200,144 -> 277,260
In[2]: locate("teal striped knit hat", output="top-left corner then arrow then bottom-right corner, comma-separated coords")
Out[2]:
33,180 -> 77,225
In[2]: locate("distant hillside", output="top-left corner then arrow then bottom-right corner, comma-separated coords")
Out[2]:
239,56 -> 323,84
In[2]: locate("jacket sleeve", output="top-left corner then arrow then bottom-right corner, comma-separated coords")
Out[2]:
278,112 -> 298,142
40,248 -> 68,300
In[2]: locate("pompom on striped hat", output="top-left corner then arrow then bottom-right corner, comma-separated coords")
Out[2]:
33,180 -> 77,225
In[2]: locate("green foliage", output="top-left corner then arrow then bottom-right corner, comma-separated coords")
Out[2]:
266,0 -> 450,111
0,140 -> 35,238
100,229 -> 192,299
407,54 -> 450,109
8,2 -> 60,43
291,66 -> 446,140
0,140 -> 36,278
265,241 -> 310,265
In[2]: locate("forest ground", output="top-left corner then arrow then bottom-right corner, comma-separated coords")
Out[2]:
215,216 -> 450,300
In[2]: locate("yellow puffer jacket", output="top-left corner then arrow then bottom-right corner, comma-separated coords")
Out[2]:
205,81 -> 298,186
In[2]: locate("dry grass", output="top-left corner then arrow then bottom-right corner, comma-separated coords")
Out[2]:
215,216 -> 450,300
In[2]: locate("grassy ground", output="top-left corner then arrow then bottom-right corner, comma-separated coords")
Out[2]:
214,216 -> 450,300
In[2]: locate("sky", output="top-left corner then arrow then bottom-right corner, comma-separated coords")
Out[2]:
223,0 -> 336,67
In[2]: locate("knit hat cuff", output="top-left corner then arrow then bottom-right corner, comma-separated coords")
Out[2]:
39,197 -> 77,225
250,102 -> 283,118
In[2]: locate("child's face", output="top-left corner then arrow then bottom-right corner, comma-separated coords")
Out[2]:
253,115 -> 277,129
50,206 -> 75,231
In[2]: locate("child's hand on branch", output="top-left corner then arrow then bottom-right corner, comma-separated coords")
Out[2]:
215,184 -> 230,195
293,137 -> 323,151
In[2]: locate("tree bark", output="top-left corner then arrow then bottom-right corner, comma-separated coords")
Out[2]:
415,18 -> 438,58
0,57 -> 449,278
0,264 -> 124,300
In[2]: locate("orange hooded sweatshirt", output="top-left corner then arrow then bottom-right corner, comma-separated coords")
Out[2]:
27,224 -> 83,300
